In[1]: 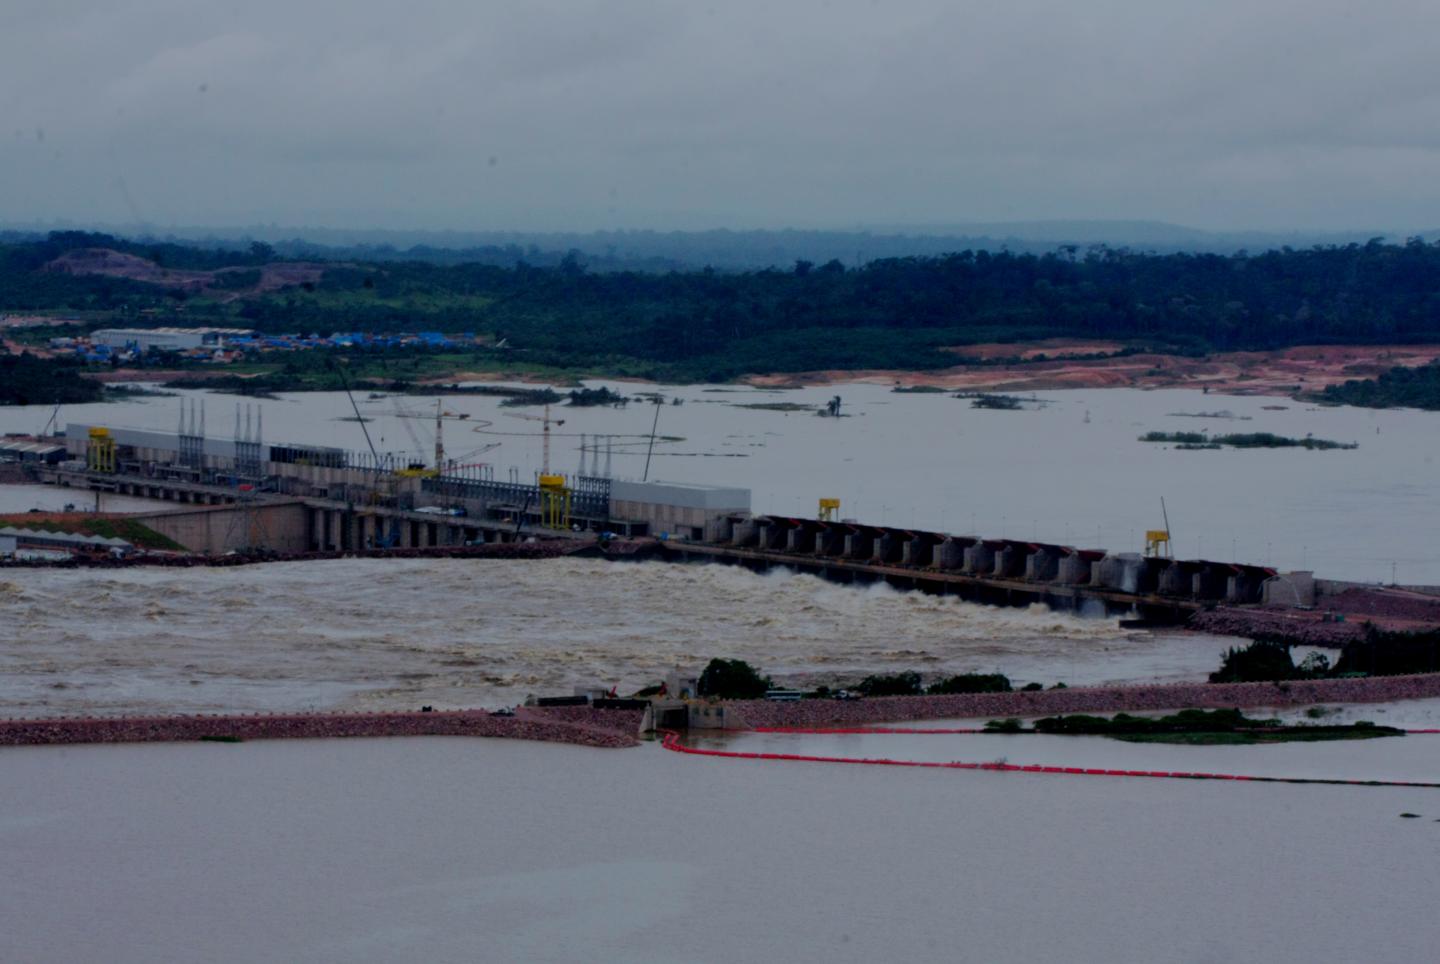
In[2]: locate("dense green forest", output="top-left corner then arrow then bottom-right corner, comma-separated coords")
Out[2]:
1320,362 -> 1440,410
0,352 -> 104,405
6,232 -> 1440,381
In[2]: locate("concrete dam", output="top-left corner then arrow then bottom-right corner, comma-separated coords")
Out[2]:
8,415 -> 1291,624
656,514 -> 1277,624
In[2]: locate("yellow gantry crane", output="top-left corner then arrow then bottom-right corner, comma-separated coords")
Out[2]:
507,405 -> 573,528
87,427 -> 116,473
538,473 -> 572,529
1145,497 -> 1175,558
818,498 -> 840,522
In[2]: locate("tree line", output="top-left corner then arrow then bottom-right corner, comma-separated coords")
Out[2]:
6,232 -> 1440,381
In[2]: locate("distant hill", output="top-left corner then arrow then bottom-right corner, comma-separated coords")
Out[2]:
0,220 -> 1411,272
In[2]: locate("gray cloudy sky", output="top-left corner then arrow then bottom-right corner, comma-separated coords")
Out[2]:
3,0 -> 1439,233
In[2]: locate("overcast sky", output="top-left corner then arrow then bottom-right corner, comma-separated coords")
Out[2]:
3,0 -> 1439,233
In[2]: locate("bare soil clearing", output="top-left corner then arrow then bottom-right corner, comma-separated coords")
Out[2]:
44,248 -> 328,300
747,342 -> 1440,396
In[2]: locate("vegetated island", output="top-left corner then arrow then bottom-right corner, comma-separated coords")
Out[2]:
1139,431 -> 1358,450
1319,361 -> 1440,410
985,709 -> 1402,744
8,231 -> 1440,394
956,391 -> 1027,410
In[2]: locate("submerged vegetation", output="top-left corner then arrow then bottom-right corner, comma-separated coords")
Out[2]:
959,392 -> 1025,410
497,388 -> 565,407
566,386 -> 630,407
1140,431 -> 1358,450
1013,708 -> 1402,744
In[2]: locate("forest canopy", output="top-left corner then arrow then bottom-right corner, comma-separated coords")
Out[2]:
5,233 -> 1440,382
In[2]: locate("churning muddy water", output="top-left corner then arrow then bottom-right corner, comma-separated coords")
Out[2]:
0,556 -> 1243,716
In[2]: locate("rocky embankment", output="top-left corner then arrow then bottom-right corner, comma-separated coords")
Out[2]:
1189,608 -> 1366,646
0,707 -> 644,749
1190,587 -> 1440,645
728,673 -> 1440,729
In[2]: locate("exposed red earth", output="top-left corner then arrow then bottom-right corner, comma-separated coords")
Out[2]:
81,367 -> 246,383
43,248 -> 329,301
747,341 -> 1440,397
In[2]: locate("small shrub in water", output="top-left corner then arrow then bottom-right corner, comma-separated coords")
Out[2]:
927,673 -> 1012,695
857,671 -> 924,697
1210,641 -> 1299,683
697,658 -> 773,700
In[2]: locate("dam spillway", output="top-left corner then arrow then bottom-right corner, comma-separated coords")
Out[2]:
656,513 -> 1280,624
10,417 -> 1300,626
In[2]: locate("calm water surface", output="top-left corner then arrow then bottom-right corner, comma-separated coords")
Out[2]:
2,737 -> 1436,964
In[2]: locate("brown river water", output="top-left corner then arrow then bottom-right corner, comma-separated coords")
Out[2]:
0,556 -> 1243,716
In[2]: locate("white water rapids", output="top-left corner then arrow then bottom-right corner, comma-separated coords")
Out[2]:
0,556 -> 1243,716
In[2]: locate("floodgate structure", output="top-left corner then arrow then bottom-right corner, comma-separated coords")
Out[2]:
3,412 -> 1342,626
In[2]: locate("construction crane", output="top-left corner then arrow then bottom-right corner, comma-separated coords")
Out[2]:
388,401 -> 486,476
391,399 -> 432,474
329,358 -> 401,548
445,441 -> 502,469
504,404 -> 565,475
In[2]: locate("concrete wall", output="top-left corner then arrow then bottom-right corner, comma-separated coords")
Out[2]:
127,502 -> 311,554
1263,571 -> 1316,607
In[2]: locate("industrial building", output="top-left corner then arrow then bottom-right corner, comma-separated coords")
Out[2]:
0,438 -> 67,464
49,411 -> 756,552
90,327 -> 254,353
0,526 -> 132,558
609,480 -> 751,541
65,417 -> 347,482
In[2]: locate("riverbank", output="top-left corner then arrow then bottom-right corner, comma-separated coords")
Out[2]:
744,343 -> 1440,397
46,341 -> 1440,400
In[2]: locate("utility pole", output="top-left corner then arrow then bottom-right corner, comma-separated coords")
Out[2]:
434,400 -> 444,472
